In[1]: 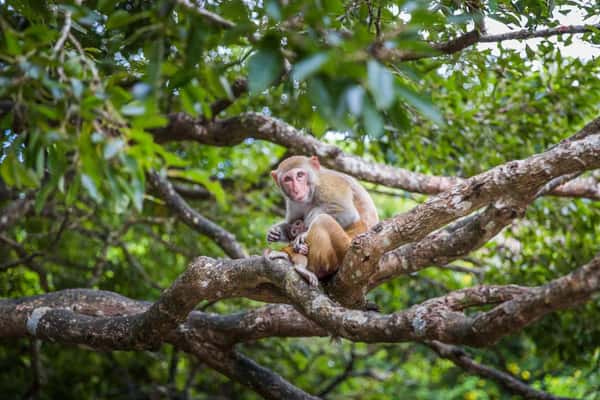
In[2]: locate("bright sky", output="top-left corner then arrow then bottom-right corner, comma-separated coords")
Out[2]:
478,7 -> 600,60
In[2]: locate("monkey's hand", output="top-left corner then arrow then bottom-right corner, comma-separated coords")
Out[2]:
293,232 -> 309,255
267,223 -> 288,243
294,265 -> 319,286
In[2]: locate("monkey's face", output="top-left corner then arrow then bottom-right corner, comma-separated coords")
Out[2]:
289,219 -> 307,238
280,167 -> 311,203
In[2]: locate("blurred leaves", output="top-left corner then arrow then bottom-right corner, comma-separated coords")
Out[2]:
0,0 -> 599,399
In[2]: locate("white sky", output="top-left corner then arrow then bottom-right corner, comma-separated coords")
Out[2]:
478,6 -> 600,60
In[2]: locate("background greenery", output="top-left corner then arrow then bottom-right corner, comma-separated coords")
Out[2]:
1,0 -> 599,398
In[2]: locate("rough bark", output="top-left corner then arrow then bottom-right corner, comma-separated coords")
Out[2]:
2,253 -> 598,348
152,112 -> 600,201
333,132 -> 600,307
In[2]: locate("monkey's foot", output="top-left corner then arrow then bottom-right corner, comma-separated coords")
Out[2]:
293,265 -> 319,286
264,249 -> 290,262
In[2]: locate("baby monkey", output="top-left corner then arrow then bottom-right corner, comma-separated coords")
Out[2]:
266,156 -> 378,286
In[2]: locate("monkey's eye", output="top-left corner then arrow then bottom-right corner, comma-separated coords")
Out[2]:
297,171 -> 305,178
283,176 -> 292,182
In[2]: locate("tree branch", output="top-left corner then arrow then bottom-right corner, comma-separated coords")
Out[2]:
175,0 -> 235,29
334,132 -> 600,306
148,171 -> 247,259
2,252 -> 598,349
376,24 -> 600,62
480,24 -> 599,44
428,341 -> 572,400
153,112 -> 600,200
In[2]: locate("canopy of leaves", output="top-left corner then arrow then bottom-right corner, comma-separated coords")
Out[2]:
0,0 -> 599,399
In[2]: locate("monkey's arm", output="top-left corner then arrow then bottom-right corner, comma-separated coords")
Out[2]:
305,187 -> 359,229
294,190 -> 358,253
267,201 -> 305,243
267,222 -> 293,242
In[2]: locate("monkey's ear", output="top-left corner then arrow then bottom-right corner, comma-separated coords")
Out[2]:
271,170 -> 279,184
310,156 -> 320,170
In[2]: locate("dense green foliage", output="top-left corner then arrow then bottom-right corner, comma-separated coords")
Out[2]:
1,0 -> 599,398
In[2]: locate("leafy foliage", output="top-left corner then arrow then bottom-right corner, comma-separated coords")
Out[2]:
1,0 -> 599,398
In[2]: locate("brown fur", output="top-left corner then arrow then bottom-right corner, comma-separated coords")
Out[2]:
271,156 -> 377,280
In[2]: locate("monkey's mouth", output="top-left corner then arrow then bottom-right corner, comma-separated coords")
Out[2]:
291,192 -> 308,202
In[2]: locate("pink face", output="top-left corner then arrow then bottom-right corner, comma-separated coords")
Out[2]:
280,167 -> 310,202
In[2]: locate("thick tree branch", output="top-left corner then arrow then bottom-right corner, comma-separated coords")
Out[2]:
334,132 -> 600,306
369,201 -> 518,289
2,252 -> 598,350
177,340 -> 319,400
154,112 -> 600,200
428,341 -> 572,400
148,171 -> 247,259
0,288 -> 317,399
0,252 -> 597,398
370,167 -> 584,289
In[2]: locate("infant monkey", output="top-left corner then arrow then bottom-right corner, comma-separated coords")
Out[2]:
286,219 -> 307,242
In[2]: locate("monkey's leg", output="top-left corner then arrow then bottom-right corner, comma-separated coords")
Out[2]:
305,214 -> 352,279
266,247 -> 319,286
291,254 -> 319,286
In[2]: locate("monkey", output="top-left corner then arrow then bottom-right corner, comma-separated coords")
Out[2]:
285,219 -> 307,241
266,155 -> 378,286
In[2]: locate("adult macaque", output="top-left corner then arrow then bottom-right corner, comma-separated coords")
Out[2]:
266,156 -> 378,285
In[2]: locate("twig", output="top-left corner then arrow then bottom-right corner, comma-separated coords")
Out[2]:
428,341 -> 573,400
175,0 -> 235,29
148,171 -> 247,259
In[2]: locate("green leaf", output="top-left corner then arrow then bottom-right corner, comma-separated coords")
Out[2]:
345,85 -> 365,116
0,151 -> 39,188
106,10 -> 150,30
265,0 -> 282,21
169,169 -> 227,208
130,172 -> 145,212
247,48 -> 283,95
367,60 -> 395,109
104,139 -> 125,159
81,173 -> 102,202
3,27 -> 21,56
184,19 -> 206,70
292,53 -> 329,82
131,115 -> 168,130
308,77 -> 333,118
362,101 -> 384,138
396,84 -> 445,126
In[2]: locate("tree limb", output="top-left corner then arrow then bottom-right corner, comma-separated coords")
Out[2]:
334,132 -> 600,306
428,341 -> 573,400
153,112 -> 600,200
2,252 -> 598,348
376,24 -> 600,63
148,171 -> 247,259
